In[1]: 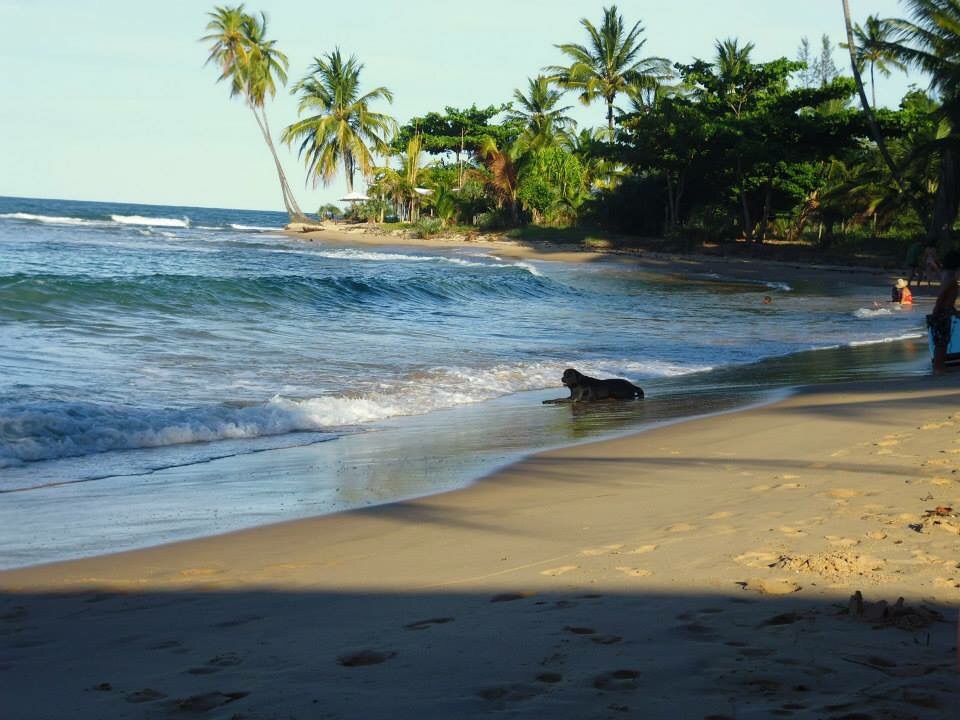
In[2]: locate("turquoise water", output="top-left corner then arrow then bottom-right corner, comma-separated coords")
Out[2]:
0,196 -> 930,567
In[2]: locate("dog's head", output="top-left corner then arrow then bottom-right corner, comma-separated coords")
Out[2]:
561,368 -> 583,387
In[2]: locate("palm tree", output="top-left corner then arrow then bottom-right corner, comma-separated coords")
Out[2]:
201,5 -> 306,221
371,135 -> 434,221
545,5 -> 669,133
840,14 -> 907,108
856,0 -> 960,241
282,49 -> 396,194
476,137 -> 522,224
509,76 -> 576,150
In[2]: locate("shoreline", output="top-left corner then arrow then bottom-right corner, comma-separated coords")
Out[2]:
2,375 -> 958,717
281,223 -> 914,290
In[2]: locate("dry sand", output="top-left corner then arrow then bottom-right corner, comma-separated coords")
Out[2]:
2,378 -> 959,718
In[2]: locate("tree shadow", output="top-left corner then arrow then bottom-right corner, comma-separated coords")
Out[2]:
1,586 -> 954,719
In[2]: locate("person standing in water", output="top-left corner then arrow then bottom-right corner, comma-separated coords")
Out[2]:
929,251 -> 960,373
892,278 -> 913,305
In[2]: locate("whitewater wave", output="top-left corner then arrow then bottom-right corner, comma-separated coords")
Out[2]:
853,307 -> 893,318
0,211 -> 191,229
111,214 -> 190,228
230,223 -> 278,232
0,212 -> 112,227
0,358 -> 708,468
847,332 -> 925,347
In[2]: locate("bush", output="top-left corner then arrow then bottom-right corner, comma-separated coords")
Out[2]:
412,217 -> 444,238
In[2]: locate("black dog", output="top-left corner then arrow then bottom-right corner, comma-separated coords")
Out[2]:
543,368 -> 644,404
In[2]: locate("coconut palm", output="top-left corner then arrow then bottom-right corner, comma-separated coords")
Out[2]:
840,15 -> 907,108
509,76 -> 576,150
201,5 -> 306,221
476,137 -> 523,223
282,50 -> 396,194
861,0 -> 960,241
545,5 -> 670,133
371,135 -> 434,221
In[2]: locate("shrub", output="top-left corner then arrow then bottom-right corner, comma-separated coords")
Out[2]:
412,217 -> 444,238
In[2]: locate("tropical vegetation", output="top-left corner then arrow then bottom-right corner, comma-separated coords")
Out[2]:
202,1 -> 960,260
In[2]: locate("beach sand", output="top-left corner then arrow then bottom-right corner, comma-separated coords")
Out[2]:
2,377 -> 959,718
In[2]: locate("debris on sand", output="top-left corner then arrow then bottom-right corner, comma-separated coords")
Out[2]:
847,591 -> 942,630
772,551 -> 883,581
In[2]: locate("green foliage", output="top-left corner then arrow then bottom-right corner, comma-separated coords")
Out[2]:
282,49 -> 396,192
412,217 -> 444,238
394,105 -> 517,156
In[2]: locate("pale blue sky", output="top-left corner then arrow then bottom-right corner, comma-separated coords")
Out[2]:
1,0 -> 917,212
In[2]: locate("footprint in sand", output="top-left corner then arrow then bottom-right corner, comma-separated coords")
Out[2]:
536,672 -> 563,683
540,565 -> 578,577
593,669 -> 640,691
933,577 -> 959,590
740,578 -> 801,595
173,691 -> 249,713
865,531 -> 888,540
125,688 -> 167,703
564,625 -> 595,635
627,544 -> 657,555
778,526 -> 807,537
666,522 -> 696,533
706,511 -> 732,520
405,617 -> 454,631
580,544 -> 624,556
337,649 -> 396,667
615,566 -> 652,578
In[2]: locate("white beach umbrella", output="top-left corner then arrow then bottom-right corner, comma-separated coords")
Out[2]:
339,191 -> 370,203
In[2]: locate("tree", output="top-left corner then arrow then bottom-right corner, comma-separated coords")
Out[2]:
509,75 -> 576,150
201,5 -> 307,221
371,135 -> 434,221
849,0 -> 959,242
394,105 -> 515,188
282,49 -> 396,193
840,16 -> 906,107
476,137 -> 523,223
545,5 -> 670,133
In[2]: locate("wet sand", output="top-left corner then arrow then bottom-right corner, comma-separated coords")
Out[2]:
2,377 -> 958,718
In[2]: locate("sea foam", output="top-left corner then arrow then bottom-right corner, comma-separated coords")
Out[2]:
0,358 -> 708,468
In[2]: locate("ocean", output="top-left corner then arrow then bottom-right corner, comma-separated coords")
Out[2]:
0,196 -> 930,568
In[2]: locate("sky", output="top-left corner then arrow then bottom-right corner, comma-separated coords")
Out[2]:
0,0 -> 921,213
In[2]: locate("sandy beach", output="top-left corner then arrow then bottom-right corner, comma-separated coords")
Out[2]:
2,376 -> 958,719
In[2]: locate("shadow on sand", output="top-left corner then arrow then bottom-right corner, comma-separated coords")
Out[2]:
1,586 -> 955,719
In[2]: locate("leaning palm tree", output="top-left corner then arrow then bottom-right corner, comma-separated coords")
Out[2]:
282,50 -> 396,194
201,5 -> 306,221
856,0 -> 960,241
544,5 -> 669,134
509,76 -> 576,150
840,14 -> 907,107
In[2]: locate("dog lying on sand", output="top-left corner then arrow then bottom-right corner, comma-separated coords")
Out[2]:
543,368 -> 644,404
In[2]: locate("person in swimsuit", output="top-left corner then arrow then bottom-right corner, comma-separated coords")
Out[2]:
929,251 -> 960,373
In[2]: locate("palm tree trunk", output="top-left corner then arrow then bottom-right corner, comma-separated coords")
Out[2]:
249,105 -> 308,223
841,0 -> 905,194
870,62 -> 876,109
607,101 -> 614,135
930,149 -> 960,246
